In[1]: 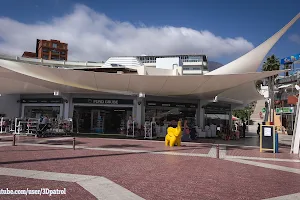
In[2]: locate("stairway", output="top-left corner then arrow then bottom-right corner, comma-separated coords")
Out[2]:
250,99 -> 266,125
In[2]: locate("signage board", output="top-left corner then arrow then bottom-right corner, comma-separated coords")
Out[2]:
203,104 -> 231,114
73,98 -> 133,105
260,125 -> 275,153
21,98 -> 63,104
275,107 -> 294,114
262,108 -> 266,113
280,53 -> 300,64
146,101 -> 197,109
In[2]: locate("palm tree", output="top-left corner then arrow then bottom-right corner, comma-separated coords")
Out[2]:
262,55 -> 280,72
262,54 -> 280,122
255,80 -> 263,90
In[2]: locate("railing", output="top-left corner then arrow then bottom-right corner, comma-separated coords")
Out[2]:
0,53 -> 104,68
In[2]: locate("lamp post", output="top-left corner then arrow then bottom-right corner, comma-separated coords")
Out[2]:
247,109 -> 250,132
290,85 -> 300,155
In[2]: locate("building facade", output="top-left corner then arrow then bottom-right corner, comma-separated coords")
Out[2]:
22,39 -> 68,61
103,54 -> 209,75
274,70 -> 300,134
3,93 -> 230,136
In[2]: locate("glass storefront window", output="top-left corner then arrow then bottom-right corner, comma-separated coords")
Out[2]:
205,113 -> 230,127
145,106 -> 196,127
24,106 -> 60,119
73,106 -> 132,134
203,103 -> 231,127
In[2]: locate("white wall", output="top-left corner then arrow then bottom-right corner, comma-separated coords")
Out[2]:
259,85 -> 269,98
0,94 -> 20,118
156,57 -> 182,70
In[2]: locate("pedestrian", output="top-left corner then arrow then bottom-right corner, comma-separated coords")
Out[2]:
242,121 -> 246,138
257,123 -> 260,136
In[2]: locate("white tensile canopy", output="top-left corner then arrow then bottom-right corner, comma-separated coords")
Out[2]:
0,59 -> 284,101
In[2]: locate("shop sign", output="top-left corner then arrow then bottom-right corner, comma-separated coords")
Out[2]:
21,98 -> 63,103
146,101 -> 197,108
203,105 -> 231,112
73,98 -> 133,105
275,107 -> 294,114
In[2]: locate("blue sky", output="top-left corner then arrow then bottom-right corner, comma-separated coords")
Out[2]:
0,0 -> 299,67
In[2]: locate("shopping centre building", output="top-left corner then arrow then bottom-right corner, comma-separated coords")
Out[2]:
0,13 -> 299,146
0,54 -> 239,134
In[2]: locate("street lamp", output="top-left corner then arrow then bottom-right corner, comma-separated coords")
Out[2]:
291,84 -> 300,155
138,92 -> 145,98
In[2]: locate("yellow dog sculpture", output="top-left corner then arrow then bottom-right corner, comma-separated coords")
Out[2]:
165,121 -> 182,147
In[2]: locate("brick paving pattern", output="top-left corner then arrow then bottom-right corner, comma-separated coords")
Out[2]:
253,160 -> 300,169
0,138 -> 300,200
226,146 -> 299,159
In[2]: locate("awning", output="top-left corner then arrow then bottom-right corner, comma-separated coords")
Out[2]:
232,116 -> 239,121
278,84 -> 292,89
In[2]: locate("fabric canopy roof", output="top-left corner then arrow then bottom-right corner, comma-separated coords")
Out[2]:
0,59 -> 284,100
207,13 -> 300,75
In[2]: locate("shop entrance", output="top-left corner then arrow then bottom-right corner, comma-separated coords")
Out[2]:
74,106 -> 132,134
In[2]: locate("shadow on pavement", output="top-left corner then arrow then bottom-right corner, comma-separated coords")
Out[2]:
0,145 -> 215,165
0,148 -> 67,152
100,144 -> 154,149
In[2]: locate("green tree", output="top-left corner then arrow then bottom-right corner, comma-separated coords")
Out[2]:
262,55 -> 280,72
232,106 -> 253,122
262,54 -> 280,122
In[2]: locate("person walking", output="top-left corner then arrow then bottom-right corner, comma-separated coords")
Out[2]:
257,123 -> 261,136
242,121 -> 246,138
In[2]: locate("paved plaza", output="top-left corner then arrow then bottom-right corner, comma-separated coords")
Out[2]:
0,134 -> 300,200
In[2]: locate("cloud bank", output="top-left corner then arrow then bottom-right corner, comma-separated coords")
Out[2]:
0,4 -> 254,61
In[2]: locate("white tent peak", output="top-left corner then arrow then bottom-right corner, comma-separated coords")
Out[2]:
207,12 -> 300,75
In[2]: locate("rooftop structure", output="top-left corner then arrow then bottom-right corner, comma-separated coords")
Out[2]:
103,54 -> 208,75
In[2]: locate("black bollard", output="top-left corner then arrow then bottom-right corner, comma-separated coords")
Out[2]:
73,137 -> 75,150
12,134 -> 16,146
216,144 -> 219,159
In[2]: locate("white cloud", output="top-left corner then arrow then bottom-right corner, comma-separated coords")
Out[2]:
0,4 -> 254,61
289,34 -> 300,45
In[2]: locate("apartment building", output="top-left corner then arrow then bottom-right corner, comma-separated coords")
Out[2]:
22,39 -> 68,61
